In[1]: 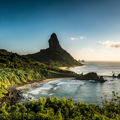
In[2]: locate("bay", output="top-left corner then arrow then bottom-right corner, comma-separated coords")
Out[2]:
18,61 -> 120,107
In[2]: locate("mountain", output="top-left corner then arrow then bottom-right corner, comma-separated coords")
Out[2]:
0,49 -> 75,102
25,33 -> 82,67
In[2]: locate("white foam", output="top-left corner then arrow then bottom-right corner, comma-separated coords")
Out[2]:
48,79 -> 62,84
49,93 -> 53,96
20,93 -> 35,101
21,93 -> 28,98
28,83 -> 53,95
54,86 -> 59,90
57,82 -> 67,85
81,83 -> 84,85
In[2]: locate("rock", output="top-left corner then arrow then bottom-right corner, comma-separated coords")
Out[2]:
118,74 -> 120,78
25,33 -> 83,67
76,72 -> 107,82
100,76 -> 104,80
48,33 -> 62,51
0,89 -> 22,107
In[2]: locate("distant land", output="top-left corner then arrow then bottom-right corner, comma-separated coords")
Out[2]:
25,33 -> 83,67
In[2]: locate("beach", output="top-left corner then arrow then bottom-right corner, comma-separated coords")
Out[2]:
7,77 -> 75,91
59,67 -> 68,70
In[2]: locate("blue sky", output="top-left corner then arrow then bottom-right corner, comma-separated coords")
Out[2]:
0,0 -> 120,61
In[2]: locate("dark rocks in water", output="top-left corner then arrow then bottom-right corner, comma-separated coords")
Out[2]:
76,72 -> 107,82
117,74 -> 120,78
25,33 -> 82,67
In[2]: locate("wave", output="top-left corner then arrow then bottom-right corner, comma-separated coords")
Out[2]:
57,82 -> 67,85
54,86 -> 59,90
89,80 -> 95,82
21,93 -> 34,101
28,83 -> 53,95
49,93 -> 53,96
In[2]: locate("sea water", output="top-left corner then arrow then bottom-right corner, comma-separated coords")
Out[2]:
17,61 -> 120,107
69,61 -> 120,76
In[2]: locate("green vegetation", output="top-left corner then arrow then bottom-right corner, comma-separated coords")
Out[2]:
0,91 -> 120,120
0,49 -> 74,98
0,68 -> 74,98
0,49 -> 120,119
25,49 -> 82,67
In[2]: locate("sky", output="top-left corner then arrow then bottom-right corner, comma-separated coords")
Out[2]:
0,0 -> 120,61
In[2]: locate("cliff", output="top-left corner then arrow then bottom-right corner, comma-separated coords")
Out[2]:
25,33 -> 82,67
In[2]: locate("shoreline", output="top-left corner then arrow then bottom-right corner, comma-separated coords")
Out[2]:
7,77 -> 75,91
59,65 -> 84,70
0,77 -> 75,106
59,67 -> 69,70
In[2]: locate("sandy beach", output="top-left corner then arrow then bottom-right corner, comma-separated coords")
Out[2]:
7,77 -> 75,91
59,67 -> 69,70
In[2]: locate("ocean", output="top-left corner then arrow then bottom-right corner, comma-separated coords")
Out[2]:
17,61 -> 120,107
69,61 -> 120,76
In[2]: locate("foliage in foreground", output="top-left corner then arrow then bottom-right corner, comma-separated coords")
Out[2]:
0,91 -> 120,120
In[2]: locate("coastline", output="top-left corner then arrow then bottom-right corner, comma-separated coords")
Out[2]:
0,77 -> 75,106
59,67 -> 69,70
59,65 -> 84,70
7,77 -> 75,91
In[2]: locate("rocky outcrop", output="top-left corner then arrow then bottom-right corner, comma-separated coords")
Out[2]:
0,88 -> 21,107
75,72 -> 107,82
117,74 -> 120,78
25,33 -> 82,67
48,33 -> 62,51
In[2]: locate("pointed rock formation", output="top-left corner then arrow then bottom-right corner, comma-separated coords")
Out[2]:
49,33 -> 62,51
25,33 -> 83,67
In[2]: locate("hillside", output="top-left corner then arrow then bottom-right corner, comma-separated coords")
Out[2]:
25,33 -> 82,67
0,49 -> 74,100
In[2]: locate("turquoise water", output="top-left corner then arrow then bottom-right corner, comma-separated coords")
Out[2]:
18,61 -> 120,107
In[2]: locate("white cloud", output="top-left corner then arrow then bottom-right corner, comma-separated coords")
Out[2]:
70,36 -> 86,40
79,48 -> 94,52
97,41 -> 120,48
80,37 -> 83,39
99,50 -> 113,53
71,37 -> 75,40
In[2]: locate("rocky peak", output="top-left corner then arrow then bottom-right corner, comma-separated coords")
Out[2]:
48,33 -> 62,51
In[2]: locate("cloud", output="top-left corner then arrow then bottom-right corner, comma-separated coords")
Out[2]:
99,50 -> 113,53
80,37 -> 83,39
71,37 -> 75,40
78,48 -> 94,52
70,36 -> 86,40
111,43 -> 120,48
97,41 -> 120,48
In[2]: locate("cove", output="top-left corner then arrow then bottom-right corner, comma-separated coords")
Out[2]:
17,76 -> 120,108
